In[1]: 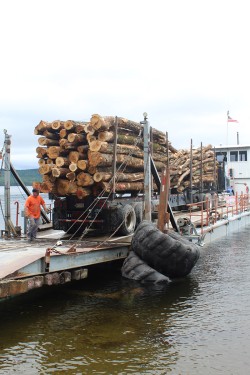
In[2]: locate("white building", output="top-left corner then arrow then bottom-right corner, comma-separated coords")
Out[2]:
215,144 -> 250,195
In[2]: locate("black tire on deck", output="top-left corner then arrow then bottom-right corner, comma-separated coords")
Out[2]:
133,202 -> 143,228
116,204 -> 136,236
131,221 -> 200,278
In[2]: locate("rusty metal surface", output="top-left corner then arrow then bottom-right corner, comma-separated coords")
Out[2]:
0,233 -> 132,281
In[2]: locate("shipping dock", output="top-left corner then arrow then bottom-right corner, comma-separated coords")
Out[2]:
0,231 -> 131,300
1,126 -> 250,301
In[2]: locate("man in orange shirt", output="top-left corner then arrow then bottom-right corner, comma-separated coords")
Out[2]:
25,188 -> 48,241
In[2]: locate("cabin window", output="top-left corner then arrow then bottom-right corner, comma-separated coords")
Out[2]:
239,150 -> 247,161
230,151 -> 238,161
216,152 -> 227,162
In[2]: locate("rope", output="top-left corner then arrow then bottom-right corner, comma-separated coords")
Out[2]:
50,128 -> 144,250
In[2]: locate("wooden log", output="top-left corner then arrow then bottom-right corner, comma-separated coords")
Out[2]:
55,179 -> 80,195
40,181 -> 54,193
64,120 -> 77,131
68,151 -> 80,163
47,146 -> 63,159
55,157 -> 70,167
69,163 -> 78,172
97,131 -> 143,147
51,120 -> 64,131
77,160 -> 88,171
87,134 -> 96,144
93,171 -> 144,183
101,181 -> 144,192
59,129 -> 69,138
87,166 -> 114,175
34,120 -> 51,135
38,158 -> 46,166
52,167 -> 70,178
59,140 -> 78,150
77,145 -> 89,153
42,130 -> 60,140
76,187 -> 91,199
39,164 -> 55,175
66,172 -> 76,181
38,137 -> 60,147
42,174 -> 56,183
84,123 -> 95,134
76,172 -> 94,187
76,124 -> 87,134
89,141 -> 144,157
88,151 -> 164,170
67,133 -> 86,144
36,147 -> 48,158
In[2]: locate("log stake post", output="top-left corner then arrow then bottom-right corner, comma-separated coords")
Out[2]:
189,139 -> 193,204
165,132 -> 170,228
111,116 -> 118,200
200,142 -> 203,196
141,113 -> 151,221
213,146 -> 217,191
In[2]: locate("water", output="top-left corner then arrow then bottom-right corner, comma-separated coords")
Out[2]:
0,186 -> 52,232
1,191 -> 250,374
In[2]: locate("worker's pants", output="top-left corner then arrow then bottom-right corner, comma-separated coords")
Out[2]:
27,217 -> 41,239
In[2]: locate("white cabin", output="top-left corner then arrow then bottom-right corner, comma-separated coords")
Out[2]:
215,144 -> 250,195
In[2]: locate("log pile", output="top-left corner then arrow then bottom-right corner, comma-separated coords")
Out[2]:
34,115 -> 217,197
169,144 -> 217,192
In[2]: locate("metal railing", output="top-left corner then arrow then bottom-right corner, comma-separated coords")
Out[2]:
186,193 -> 250,235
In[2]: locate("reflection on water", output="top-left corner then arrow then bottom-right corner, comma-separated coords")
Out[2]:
1,222 -> 250,373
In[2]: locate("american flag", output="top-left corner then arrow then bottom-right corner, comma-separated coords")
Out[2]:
227,111 -> 239,123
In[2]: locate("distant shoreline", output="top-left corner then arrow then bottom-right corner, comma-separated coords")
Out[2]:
0,169 -> 41,187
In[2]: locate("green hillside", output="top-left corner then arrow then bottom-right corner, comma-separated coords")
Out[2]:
0,169 -> 42,186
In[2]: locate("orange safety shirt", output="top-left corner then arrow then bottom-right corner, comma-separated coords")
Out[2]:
25,195 -> 45,219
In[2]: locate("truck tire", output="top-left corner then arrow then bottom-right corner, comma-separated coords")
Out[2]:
116,204 -> 136,236
131,221 -> 200,278
121,251 -> 170,283
133,202 -> 143,228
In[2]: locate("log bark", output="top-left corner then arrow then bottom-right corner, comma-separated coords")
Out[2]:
52,167 -> 70,178
38,137 -> 59,147
59,129 -> 69,138
97,131 -> 143,146
36,147 -> 48,158
101,181 -> 144,192
47,146 -> 63,159
76,187 -> 91,199
67,133 -> 86,144
93,171 -> 144,183
51,120 -> 64,131
76,124 -> 87,134
69,162 -> 78,172
55,179 -> 80,195
84,123 -> 96,134
77,145 -> 89,153
66,172 -> 76,181
42,130 -> 60,140
77,160 -> 88,171
76,172 -> 94,187
40,181 -> 54,193
55,157 -> 70,167
39,164 -> 55,175
34,121 -> 56,135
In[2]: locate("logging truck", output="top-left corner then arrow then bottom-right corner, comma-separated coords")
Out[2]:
35,115 -> 219,236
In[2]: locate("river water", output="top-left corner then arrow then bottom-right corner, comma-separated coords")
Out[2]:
1,190 -> 250,374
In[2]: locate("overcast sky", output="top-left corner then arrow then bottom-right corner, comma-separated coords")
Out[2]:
0,0 -> 249,169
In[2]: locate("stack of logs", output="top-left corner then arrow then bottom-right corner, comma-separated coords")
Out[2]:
34,115 -> 217,197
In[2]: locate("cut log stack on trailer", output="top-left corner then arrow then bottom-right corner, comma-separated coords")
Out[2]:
34,115 -> 217,197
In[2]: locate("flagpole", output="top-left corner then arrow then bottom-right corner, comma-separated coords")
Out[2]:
227,110 -> 229,145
